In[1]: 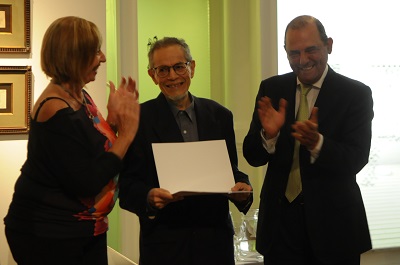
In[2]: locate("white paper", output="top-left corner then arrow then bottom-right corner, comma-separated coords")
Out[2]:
152,140 -> 246,195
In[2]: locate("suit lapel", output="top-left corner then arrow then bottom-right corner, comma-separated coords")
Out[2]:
314,67 -> 338,124
193,97 -> 220,141
152,94 -> 184,143
281,76 -> 297,147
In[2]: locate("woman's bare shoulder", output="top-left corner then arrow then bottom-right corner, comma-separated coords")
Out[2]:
32,83 -> 71,122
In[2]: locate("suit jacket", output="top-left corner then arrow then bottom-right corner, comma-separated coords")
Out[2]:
119,93 -> 252,264
243,67 -> 373,261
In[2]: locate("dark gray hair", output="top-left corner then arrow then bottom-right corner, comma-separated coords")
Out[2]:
147,37 -> 192,68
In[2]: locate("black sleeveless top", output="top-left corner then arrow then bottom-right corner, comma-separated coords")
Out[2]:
4,91 -> 122,238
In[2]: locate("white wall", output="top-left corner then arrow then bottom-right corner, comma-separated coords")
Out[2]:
0,1 -> 106,264
116,0 -> 140,262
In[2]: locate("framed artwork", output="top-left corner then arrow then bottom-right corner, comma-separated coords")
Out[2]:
0,66 -> 32,134
0,0 -> 31,53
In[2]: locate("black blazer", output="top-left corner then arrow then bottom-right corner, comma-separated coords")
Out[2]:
243,67 -> 373,261
119,93 -> 252,263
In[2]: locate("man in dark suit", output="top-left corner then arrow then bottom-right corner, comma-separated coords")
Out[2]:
119,37 -> 253,265
243,15 -> 373,265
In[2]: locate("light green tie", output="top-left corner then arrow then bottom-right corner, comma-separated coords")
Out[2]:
285,84 -> 312,202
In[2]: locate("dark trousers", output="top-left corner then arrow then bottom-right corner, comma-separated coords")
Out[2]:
139,225 -> 235,265
263,195 -> 360,265
5,227 -> 108,265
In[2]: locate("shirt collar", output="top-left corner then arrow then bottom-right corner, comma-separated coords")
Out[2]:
167,93 -> 196,121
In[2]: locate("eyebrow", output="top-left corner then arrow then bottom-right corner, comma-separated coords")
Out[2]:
153,62 -> 186,69
288,45 -> 320,53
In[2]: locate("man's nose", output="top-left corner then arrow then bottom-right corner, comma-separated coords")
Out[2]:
167,67 -> 179,79
299,51 -> 309,66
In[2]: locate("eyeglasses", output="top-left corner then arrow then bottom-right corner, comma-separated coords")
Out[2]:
152,62 -> 191,78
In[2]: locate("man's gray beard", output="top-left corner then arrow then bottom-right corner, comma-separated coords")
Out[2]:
166,91 -> 189,104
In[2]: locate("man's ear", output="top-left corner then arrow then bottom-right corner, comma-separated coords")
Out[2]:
148,69 -> 158,85
189,60 -> 196,78
326,37 -> 333,54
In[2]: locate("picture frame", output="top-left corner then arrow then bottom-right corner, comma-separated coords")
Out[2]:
0,66 -> 32,134
0,0 -> 31,53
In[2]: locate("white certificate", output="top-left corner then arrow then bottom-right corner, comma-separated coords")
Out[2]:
152,140 -> 248,195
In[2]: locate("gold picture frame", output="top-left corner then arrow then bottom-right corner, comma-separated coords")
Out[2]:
0,0 -> 31,53
0,66 -> 32,134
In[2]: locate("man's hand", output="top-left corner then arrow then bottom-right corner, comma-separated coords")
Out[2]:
291,107 -> 319,150
257,97 -> 287,139
229,182 -> 252,202
147,188 -> 183,209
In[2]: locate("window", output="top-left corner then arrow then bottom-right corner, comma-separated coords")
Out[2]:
277,0 -> 400,249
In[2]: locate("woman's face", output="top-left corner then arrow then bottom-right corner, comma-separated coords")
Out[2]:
84,49 -> 106,84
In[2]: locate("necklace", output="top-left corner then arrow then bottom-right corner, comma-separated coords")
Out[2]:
82,94 -> 95,120
56,83 -> 94,120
